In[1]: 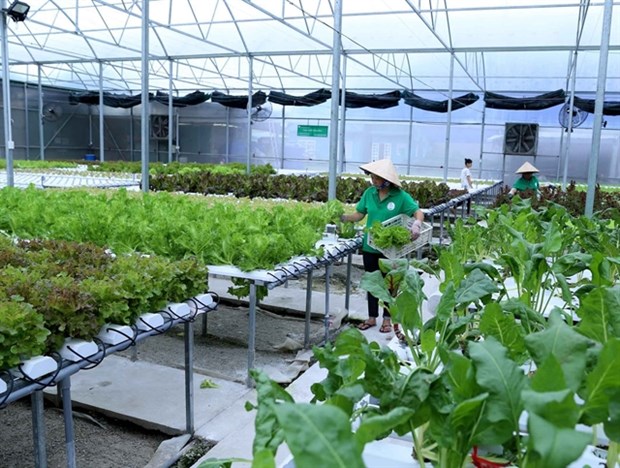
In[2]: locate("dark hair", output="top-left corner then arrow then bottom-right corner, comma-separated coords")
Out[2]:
464,158 -> 473,165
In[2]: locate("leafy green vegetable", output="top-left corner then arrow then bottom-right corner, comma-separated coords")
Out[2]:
200,379 -> 219,389
368,222 -> 411,249
0,300 -> 49,368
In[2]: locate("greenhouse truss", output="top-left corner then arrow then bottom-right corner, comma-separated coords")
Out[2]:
0,0 -> 617,94
1,0 -> 620,201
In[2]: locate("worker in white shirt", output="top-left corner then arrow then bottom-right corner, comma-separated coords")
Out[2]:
460,158 -> 474,190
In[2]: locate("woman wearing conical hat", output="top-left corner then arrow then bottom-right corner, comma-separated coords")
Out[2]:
340,158 -> 424,336
509,162 -> 540,197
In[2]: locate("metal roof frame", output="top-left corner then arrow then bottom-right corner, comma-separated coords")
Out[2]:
0,0 -> 616,95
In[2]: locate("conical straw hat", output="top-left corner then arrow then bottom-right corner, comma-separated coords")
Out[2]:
516,162 -> 539,174
359,159 -> 401,187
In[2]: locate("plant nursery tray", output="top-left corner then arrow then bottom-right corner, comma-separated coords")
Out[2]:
367,214 -> 432,259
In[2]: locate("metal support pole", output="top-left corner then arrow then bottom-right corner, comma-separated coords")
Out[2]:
24,82 -> 29,159
477,104 -> 487,179
406,106 -> 413,175
345,252 -> 353,311
246,56 -> 253,175
585,0 -> 613,217
439,211 -> 445,245
168,59 -> 174,164
225,108 -> 230,163
324,265 -> 332,343
1,3 -> 15,187
140,0 -> 150,192
304,270 -> 313,348
175,110 -> 180,162
327,0 -> 343,200
38,65 -> 44,160
129,107 -> 134,161
338,54 -> 347,174
60,377 -> 77,468
247,281 -> 257,387
561,52 -> 579,189
31,391 -> 47,468
280,106 -> 286,169
201,313 -> 207,337
184,321 -> 194,434
99,62 -> 105,162
442,55 -> 455,182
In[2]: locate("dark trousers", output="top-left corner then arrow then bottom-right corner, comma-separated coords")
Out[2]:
362,250 -> 390,319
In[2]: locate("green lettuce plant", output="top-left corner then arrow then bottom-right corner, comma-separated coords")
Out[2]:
0,239 -> 210,359
0,300 -> 49,369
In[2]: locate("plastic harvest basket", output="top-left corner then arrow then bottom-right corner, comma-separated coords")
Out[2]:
367,214 -> 432,259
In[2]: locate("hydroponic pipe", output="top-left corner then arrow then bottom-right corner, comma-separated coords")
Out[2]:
1,301 -> 217,406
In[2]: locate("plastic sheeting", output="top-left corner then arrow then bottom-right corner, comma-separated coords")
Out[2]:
401,91 -> 479,112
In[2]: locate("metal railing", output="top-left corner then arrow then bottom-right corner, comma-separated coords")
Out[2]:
423,181 -> 503,249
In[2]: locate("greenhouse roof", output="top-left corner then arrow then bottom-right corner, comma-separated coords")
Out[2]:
2,0 -> 620,95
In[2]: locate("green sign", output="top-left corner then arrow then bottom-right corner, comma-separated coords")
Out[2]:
297,125 -> 328,138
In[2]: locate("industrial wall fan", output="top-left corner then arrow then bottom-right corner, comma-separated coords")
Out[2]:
150,115 -> 170,139
42,103 -> 63,123
250,101 -> 272,123
558,103 -> 587,130
503,123 -> 539,156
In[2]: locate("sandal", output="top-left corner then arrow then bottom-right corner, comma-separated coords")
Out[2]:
357,320 -> 376,331
379,320 -> 392,333
393,324 -> 407,342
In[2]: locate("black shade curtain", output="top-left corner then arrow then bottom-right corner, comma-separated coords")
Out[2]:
267,89 -> 402,109
268,89 -> 331,106
573,96 -> 620,116
69,90 -> 210,108
344,90 -> 402,109
68,91 -> 148,108
401,90 -> 479,112
73,87 -> 617,117
153,90 -> 211,107
484,89 -> 566,110
211,90 -> 267,109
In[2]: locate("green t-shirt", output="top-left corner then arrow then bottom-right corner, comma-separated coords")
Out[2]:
356,186 -> 419,253
513,175 -> 539,192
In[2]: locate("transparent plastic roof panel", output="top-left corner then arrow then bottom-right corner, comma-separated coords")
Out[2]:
1,0 -> 618,94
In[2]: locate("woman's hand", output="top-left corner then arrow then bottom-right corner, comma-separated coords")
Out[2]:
411,219 -> 422,240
